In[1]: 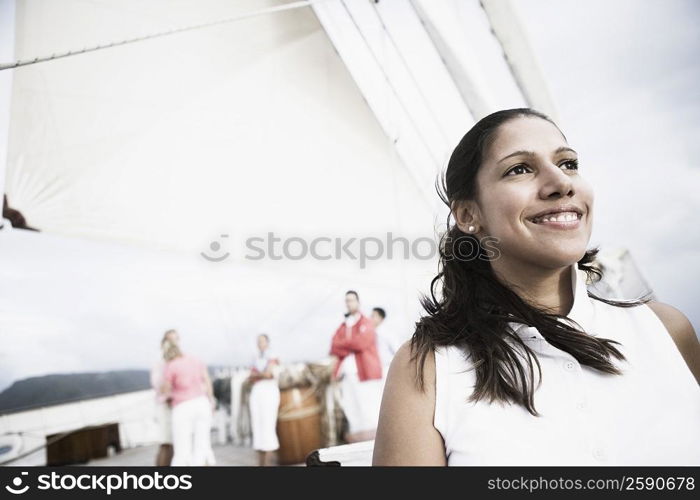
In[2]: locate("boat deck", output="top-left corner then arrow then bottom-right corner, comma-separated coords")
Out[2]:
87,443 -> 269,466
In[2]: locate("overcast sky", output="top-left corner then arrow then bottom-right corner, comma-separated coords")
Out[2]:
517,0 -> 700,330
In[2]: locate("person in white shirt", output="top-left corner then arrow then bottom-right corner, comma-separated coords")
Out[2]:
373,108 -> 700,466
370,307 -> 401,373
150,328 -> 179,466
248,334 -> 281,466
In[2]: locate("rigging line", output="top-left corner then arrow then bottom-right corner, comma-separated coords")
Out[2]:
368,1 -> 452,150
0,0 -> 333,72
338,0 -> 440,202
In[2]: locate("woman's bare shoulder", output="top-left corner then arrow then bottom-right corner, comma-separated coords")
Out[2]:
372,340 -> 446,465
646,302 -> 695,341
389,340 -> 435,391
646,301 -> 700,383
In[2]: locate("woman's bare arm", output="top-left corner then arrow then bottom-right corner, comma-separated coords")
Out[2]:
202,367 -> 214,399
372,341 -> 446,466
262,359 -> 279,379
647,301 -> 700,385
160,380 -> 171,397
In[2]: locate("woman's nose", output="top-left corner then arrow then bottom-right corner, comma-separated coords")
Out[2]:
538,163 -> 574,199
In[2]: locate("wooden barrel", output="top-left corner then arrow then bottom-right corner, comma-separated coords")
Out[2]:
276,386 -> 322,465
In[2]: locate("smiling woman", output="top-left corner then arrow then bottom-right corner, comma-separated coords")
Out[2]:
372,108 -> 700,466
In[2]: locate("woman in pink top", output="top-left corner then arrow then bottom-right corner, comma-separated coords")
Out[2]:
162,340 -> 215,466
150,329 -> 180,466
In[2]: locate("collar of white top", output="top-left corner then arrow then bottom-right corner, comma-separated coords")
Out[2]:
507,264 -> 595,341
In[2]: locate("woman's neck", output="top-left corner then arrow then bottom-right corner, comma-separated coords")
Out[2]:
491,260 -> 574,316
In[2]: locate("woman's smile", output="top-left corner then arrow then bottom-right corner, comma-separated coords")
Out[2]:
526,211 -> 583,230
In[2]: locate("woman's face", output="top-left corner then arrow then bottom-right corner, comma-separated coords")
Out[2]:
458,116 -> 594,270
257,335 -> 269,352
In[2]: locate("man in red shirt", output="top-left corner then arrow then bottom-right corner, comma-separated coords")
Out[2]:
330,290 -> 383,442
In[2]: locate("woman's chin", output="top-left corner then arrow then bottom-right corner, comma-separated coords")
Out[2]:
511,240 -> 587,268
530,249 -> 587,269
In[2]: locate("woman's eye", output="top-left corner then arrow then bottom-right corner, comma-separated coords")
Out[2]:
561,159 -> 579,170
505,164 -> 531,176
505,159 -> 578,177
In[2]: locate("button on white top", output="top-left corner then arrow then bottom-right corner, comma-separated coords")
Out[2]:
564,361 -> 576,371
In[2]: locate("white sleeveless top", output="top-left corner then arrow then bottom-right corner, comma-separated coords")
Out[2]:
434,264 -> 700,465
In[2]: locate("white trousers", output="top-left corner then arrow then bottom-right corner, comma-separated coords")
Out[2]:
249,379 -> 280,451
171,395 -> 214,466
155,401 -> 172,444
340,375 -> 384,434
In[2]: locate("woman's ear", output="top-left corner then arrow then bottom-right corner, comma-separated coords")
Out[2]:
452,200 -> 480,234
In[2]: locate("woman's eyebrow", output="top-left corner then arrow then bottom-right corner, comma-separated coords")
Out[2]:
497,146 -> 577,163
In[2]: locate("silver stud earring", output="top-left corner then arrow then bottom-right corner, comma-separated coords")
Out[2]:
468,225 -> 475,232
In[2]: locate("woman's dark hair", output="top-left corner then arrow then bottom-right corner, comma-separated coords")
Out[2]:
411,108 -> 652,416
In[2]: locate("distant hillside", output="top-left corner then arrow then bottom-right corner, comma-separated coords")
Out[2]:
0,370 -> 151,414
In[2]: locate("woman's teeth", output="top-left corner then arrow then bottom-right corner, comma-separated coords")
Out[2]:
532,211 -> 580,224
